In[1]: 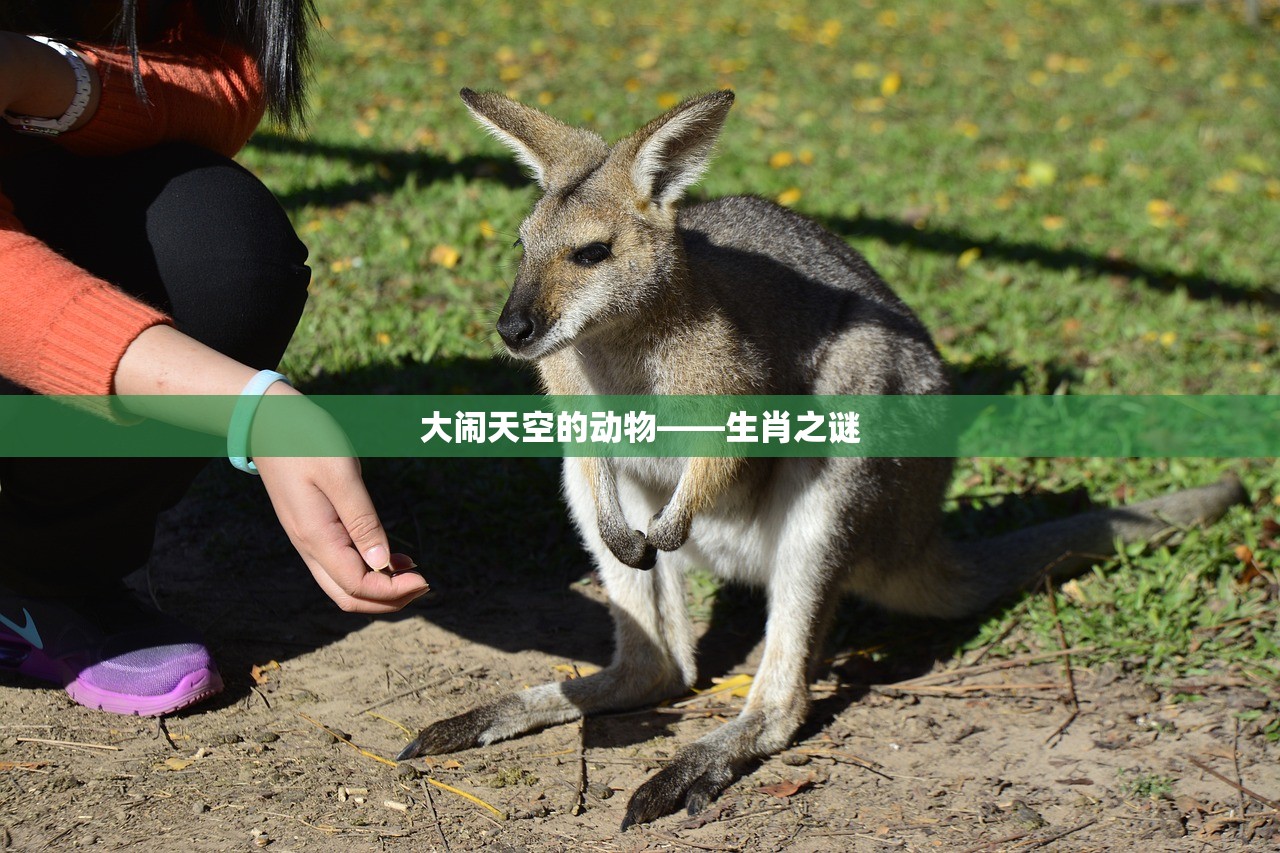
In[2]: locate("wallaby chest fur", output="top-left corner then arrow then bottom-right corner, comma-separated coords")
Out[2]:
399,89 -> 1247,829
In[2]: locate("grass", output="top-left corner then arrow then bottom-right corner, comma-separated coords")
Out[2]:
233,0 -> 1278,728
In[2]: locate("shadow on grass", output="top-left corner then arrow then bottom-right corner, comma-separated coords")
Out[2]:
249,131 -> 1274,309
246,131 -> 529,210
819,211 -> 1279,309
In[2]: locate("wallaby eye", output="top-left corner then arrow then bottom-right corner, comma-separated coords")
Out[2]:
571,242 -> 611,266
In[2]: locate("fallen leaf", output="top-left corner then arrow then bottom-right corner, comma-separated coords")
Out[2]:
429,244 -> 461,268
757,775 -> 815,799
163,757 -> 194,771
251,660 -> 281,686
552,663 -> 602,678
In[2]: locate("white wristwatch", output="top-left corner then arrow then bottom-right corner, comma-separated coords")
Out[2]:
3,36 -> 94,137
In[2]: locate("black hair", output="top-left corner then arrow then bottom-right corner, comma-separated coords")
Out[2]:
0,0 -> 315,127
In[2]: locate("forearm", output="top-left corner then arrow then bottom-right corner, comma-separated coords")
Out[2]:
114,324 -> 296,435
0,31 -> 100,129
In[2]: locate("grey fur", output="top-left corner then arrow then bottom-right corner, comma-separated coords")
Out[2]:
399,90 -> 1248,828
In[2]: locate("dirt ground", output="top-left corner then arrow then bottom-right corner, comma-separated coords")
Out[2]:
1,460 -> 1277,852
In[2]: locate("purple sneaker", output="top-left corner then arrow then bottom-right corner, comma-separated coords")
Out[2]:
0,589 -> 222,716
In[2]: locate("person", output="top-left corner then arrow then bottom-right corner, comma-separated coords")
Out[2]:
0,1 -> 429,717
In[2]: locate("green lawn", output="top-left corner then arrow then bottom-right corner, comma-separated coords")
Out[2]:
236,0 -> 1279,732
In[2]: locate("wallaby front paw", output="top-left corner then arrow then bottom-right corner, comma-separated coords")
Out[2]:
621,742 -> 737,829
396,699 -> 515,759
645,506 -> 691,553
603,526 -> 658,570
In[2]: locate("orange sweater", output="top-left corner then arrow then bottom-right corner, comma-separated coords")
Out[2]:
0,2 -> 266,397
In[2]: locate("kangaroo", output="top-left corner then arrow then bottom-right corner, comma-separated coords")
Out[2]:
397,89 -> 1247,828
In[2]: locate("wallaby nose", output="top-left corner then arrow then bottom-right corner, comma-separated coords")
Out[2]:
497,305 -> 539,350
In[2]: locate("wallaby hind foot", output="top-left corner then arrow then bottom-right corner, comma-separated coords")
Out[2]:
399,88 -> 1250,828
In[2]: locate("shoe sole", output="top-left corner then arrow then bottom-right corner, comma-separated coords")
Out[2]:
65,667 -> 225,717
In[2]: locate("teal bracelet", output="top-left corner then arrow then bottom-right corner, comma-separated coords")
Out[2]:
228,369 -> 290,474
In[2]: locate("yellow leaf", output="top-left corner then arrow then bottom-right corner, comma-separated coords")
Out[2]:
953,119 -> 980,139
251,660 -> 280,685
876,10 -> 898,27
1209,171 -> 1242,194
1041,215 -> 1066,231
375,332 -> 392,346
1018,161 -> 1057,188
769,151 -> 795,169
1159,331 -> 1177,347
1235,153 -> 1267,174
1146,199 -> 1176,227
710,673 -> 755,698
429,245 -> 461,268
163,757 -> 194,771
635,50 -> 658,70
956,247 -> 981,269
776,187 -> 802,206
656,92 -> 680,110
851,61 -> 879,80
880,71 -> 902,97
551,663 -> 602,677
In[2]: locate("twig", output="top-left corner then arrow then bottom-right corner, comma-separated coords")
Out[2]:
365,711 -> 414,737
15,737 -> 120,753
419,779 -> 451,853
876,682 -> 1064,697
793,748 -> 893,780
1187,757 -> 1280,811
1233,716 -> 1247,821
354,668 -> 476,716
957,828 -> 1032,853
1043,576 -> 1079,747
1019,818 -> 1097,850
890,647 -> 1095,688
572,710 -> 588,816
297,712 -> 398,768
264,811 -> 408,838
156,717 -> 179,752
641,828 -> 742,851
422,777 -> 505,820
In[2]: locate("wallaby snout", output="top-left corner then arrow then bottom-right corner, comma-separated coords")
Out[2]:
495,294 -> 539,352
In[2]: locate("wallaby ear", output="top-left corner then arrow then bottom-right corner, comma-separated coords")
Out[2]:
460,88 -> 607,191
622,90 -> 735,207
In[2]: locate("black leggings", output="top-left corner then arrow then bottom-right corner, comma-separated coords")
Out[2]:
0,143 -> 310,594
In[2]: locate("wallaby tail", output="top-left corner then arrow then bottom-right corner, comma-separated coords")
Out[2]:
924,474 -> 1248,618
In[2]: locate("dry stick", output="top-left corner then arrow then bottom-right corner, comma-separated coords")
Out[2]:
355,668 -> 476,716
889,647 -> 1095,689
419,779 -> 451,853
297,711 -> 506,820
572,716 -> 588,816
14,737 -> 120,753
1233,717 -> 1248,821
793,748 -> 893,780
1043,577 -> 1080,747
642,828 -> 742,852
878,682 -> 1064,697
1017,818 -> 1098,851
156,717 -> 180,752
1187,757 -> 1280,812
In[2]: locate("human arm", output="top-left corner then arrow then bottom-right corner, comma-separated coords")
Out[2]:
115,325 -> 429,614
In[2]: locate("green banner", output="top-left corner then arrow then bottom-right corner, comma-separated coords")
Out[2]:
0,395 -> 1277,458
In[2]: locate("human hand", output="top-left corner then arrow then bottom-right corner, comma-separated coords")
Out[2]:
255,454 -> 429,613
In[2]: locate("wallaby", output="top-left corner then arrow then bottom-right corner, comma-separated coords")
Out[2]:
398,89 -> 1247,828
